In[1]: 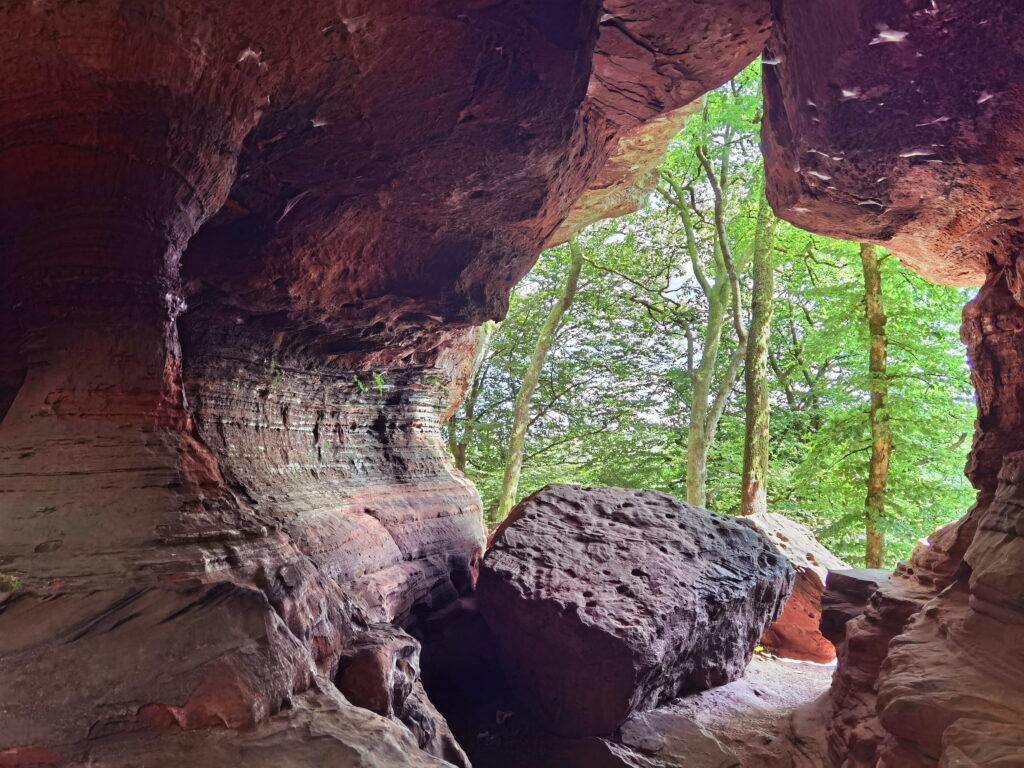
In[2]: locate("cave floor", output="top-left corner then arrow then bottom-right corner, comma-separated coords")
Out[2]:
616,655 -> 834,768
441,654 -> 833,768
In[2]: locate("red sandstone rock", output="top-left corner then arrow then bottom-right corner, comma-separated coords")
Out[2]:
545,0 -> 770,246
545,100 -> 705,248
818,569 -> 931,767
762,0 -> 1024,287
477,485 -> 794,738
8,0 -> 1024,763
747,511 -> 849,663
0,0 -> 774,762
762,2 -> 1024,765
94,680 -> 454,768
335,624 -> 469,767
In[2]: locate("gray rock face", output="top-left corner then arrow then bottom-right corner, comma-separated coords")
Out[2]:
476,485 -> 795,737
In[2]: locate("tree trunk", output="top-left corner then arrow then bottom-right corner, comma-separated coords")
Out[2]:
447,321 -> 496,472
495,241 -> 584,520
680,144 -> 748,508
741,190 -> 777,516
860,242 -> 891,567
686,285 -> 727,508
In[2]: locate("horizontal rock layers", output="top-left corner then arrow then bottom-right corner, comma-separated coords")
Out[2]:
6,0 -> 1022,763
0,1 -> 770,764
762,1 -> 1024,765
477,485 -> 794,737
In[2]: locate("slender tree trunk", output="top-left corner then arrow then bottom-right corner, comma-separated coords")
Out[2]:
447,321 -> 496,472
495,241 -> 584,520
860,243 -> 891,567
663,145 -> 748,509
741,190 -> 777,515
686,287 -> 727,507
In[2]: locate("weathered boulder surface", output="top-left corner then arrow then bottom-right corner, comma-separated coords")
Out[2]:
477,485 -> 794,737
416,600 -> 829,768
748,512 -> 849,663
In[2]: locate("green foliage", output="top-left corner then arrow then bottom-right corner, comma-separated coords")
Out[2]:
0,573 -> 22,591
448,62 -> 976,566
762,239 -> 974,563
423,372 -> 450,389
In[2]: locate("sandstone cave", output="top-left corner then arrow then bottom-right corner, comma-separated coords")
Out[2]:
1,1 -> 1022,767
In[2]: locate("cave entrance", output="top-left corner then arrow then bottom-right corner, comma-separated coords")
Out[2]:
447,62 -> 975,574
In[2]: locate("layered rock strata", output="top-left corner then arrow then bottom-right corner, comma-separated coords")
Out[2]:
0,0 -> 771,763
819,570 -> 932,767
6,0 -> 1024,763
477,484 -> 794,738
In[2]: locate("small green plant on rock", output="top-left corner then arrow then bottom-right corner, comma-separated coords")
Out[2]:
423,372 -> 450,389
0,573 -> 23,592
372,372 -> 386,397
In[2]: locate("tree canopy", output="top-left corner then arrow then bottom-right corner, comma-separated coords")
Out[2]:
446,63 -> 975,568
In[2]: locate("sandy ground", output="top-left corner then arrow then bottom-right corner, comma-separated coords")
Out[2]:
618,654 -> 834,767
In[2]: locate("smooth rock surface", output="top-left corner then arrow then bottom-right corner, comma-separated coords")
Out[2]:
613,655 -> 833,768
747,512 -> 849,663
477,485 -> 794,737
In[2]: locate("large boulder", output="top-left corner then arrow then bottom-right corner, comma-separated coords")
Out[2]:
476,485 -> 794,737
747,512 -> 850,663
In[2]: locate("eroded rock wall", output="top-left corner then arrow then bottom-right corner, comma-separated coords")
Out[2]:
763,0 -> 1024,286
0,1 -> 770,763
762,1 -> 1024,765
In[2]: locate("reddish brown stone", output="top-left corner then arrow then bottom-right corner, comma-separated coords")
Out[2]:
747,512 -> 849,664
762,2 -> 1024,765
0,1 -> 772,763
336,625 -> 470,767
0,747 -> 61,768
762,0 -> 1024,286
477,485 -> 794,738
